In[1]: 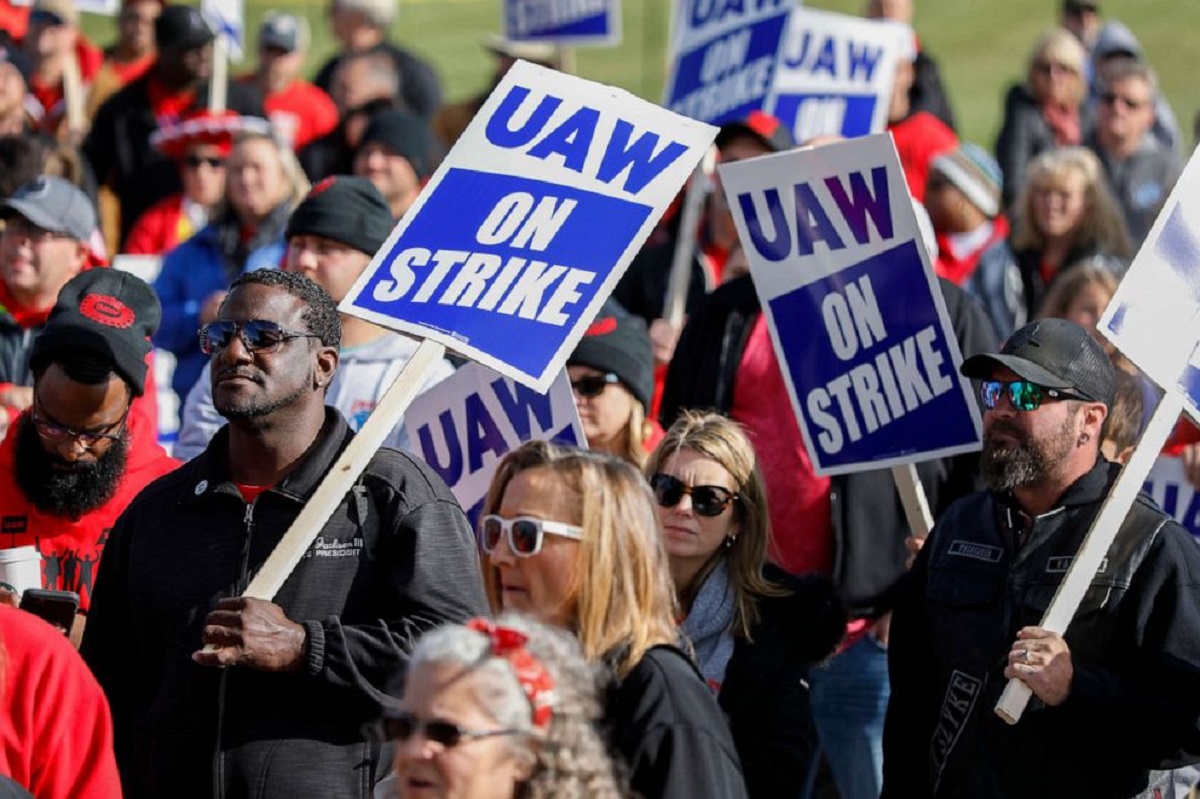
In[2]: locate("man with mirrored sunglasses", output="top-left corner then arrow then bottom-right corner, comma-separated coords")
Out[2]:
884,318 -> 1200,798
82,268 -> 488,798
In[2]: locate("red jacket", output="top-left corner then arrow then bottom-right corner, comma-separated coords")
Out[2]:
239,76 -> 338,150
123,193 -> 194,257
0,408 -> 178,610
888,111 -> 958,203
0,605 -> 122,799
28,38 -> 103,133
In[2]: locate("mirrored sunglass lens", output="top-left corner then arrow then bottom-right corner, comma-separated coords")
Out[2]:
1011,382 -> 1041,411
511,520 -> 540,554
242,321 -> 285,350
980,381 -> 1001,408
203,322 -> 235,352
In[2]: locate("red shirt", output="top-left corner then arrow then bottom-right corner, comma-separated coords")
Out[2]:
243,77 -> 338,151
730,315 -> 834,576
0,606 -> 122,799
888,111 -> 958,203
0,408 -> 179,610
123,193 -> 193,256
27,37 -> 103,132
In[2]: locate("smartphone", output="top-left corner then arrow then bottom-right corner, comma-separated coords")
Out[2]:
19,588 -> 80,633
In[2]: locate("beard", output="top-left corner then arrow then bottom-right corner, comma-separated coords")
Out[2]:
13,416 -> 129,519
981,412 -> 1078,493
214,375 -> 309,428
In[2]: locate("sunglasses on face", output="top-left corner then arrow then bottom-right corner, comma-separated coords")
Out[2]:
979,380 -> 1085,412
479,514 -> 583,558
30,398 -> 130,450
570,372 -> 620,399
183,155 -> 225,170
365,712 -> 522,748
650,473 -> 739,518
199,319 -> 321,356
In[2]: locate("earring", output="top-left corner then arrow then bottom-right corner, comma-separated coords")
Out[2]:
1079,432 -> 1090,444
724,536 -> 736,549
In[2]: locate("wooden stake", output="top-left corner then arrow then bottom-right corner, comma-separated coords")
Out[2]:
891,462 -> 934,539
663,145 -> 717,328
994,391 -> 1184,724
209,35 -> 228,114
62,47 -> 85,136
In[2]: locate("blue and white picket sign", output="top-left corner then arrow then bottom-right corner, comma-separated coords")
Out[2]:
1101,149 -> 1200,397
1143,455 -> 1200,541
766,9 -> 901,143
719,133 -> 982,475
201,0 -> 244,61
405,363 -> 586,525
341,60 -> 717,392
663,0 -> 795,126
11,0 -> 117,10
504,0 -> 621,47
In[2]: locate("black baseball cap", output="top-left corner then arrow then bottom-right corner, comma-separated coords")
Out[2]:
715,111 -> 795,154
155,5 -> 215,52
961,319 -> 1115,407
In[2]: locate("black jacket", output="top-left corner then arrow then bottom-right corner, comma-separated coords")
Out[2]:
719,571 -> 846,799
911,51 -> 956,133
660,275 -> 997,616
0,311 -> 36,387
313,43 -> 442,121
605,645 -> 749,799
81,410 -> 489,799
882,460 -> 1200,798
83,73 -> 264,246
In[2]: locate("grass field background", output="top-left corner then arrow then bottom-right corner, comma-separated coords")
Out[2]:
82,0 -> 1194,150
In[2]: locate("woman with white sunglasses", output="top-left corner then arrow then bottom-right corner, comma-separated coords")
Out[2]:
478,441 -> 748,799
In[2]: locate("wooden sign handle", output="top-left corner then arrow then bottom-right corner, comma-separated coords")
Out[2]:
62,48 -> 85,136
994,391 -> 1184,724
200,340 -> 446,653
663,145 -> 717,328
209,36 -> 228,114
891,462 -> 934,540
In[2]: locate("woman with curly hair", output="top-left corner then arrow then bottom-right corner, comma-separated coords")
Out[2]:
645,411 -> 844,799
1010,146 -> 1131,319
479,441 -> 748,799
379,613 -> 626,799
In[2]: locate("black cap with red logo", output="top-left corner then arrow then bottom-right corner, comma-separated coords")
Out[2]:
715,110 -> 796,154
29,270 -> 162,396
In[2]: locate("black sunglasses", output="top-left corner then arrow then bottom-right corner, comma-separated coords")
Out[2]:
571,372 -> 620,399
365,712 -> 522,748
650,473 -> 739,518
183,155 -> 225,169
199,319 -> 321,356
979,379 -> 1086,412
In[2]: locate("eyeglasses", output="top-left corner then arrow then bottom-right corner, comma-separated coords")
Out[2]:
650,473 -> 739,518
365,712 -> 523,748
1035,61 -> 1076,76
570,372 -> 620,399
979,380 -> 1086,412
1100,92 -> 1147,111
183,155 -> 225,170
30,399 -> 130,450
2,216 -> 70,243
479,514 -> 583,558
199,319 -> 321,356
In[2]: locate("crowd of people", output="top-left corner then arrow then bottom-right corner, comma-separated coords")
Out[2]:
0,0 -> 1197,797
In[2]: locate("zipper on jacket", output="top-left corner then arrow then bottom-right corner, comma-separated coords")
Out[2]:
214,500 -> 256,799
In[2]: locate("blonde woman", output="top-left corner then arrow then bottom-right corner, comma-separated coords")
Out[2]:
645,411 -> 844,799
380,613 -> 627,799
153,123 -> 310,404
479,441 -> 748,799
995,28 -> 1090,207
1010,146 -> 1131,319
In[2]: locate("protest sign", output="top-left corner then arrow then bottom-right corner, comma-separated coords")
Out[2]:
10,0 -> 119,10
719,133 -> 982,476
504,0 -> 621,47
995,147 -> 1200,725
202,0 -> 244,61
406,363 -> 585,523
766,8 -> 901,142
663,0 -> 794,126
342,59 -> 717,391
1143,455 -> 1200,539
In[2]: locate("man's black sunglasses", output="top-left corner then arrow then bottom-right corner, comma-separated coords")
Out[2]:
199,319 -> 321,356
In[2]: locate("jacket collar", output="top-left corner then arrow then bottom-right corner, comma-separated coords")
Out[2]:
180,407 -> 353,505
995,457 -> 1117,519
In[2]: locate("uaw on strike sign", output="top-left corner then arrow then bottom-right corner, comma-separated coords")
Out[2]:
504,0 -> 620,46
343,61 -> 716,390
720,135 -> 982,474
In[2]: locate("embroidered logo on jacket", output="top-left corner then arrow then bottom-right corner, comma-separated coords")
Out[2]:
929,669 -> 983,795
305,535 -> 364,559
948,541 -> 1003,563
